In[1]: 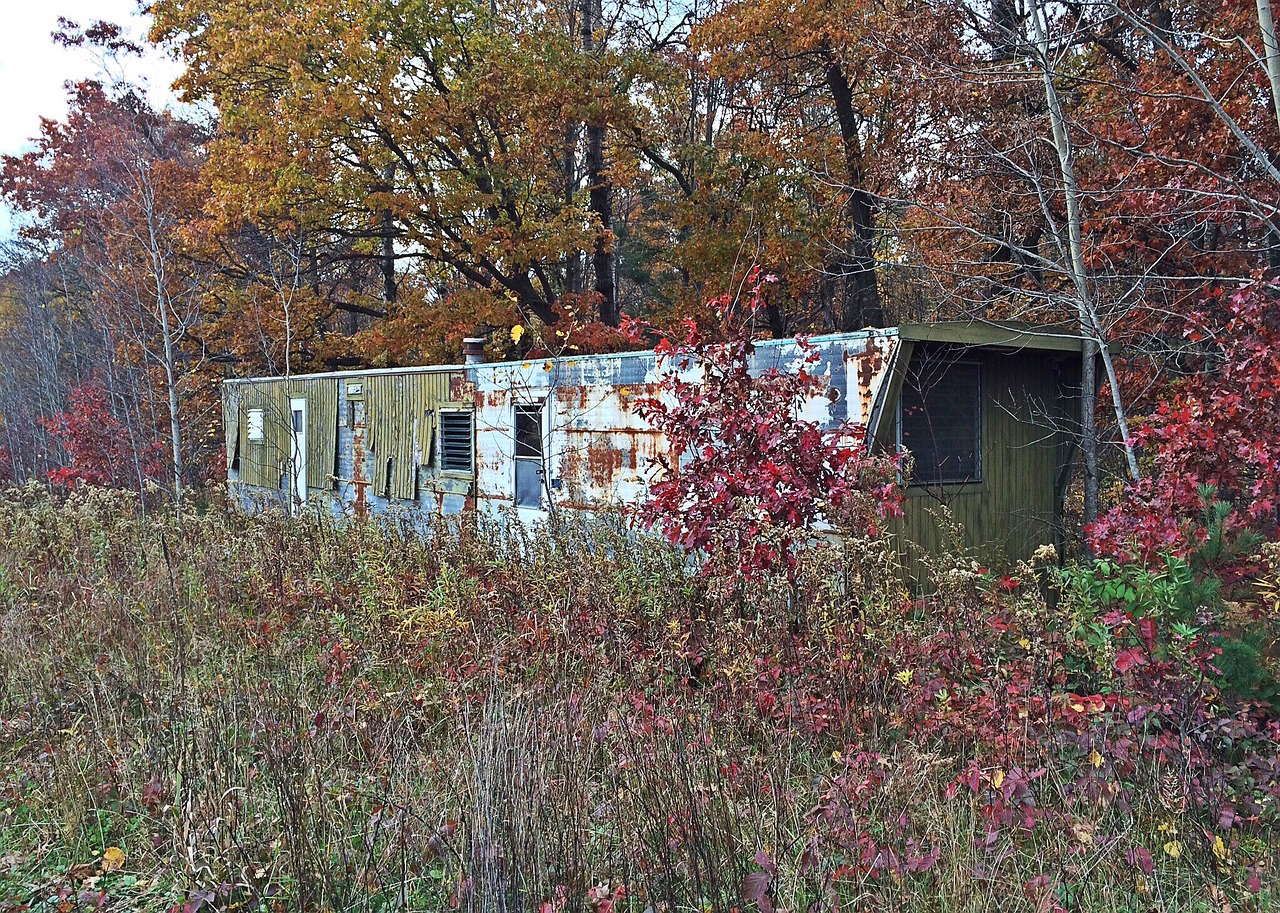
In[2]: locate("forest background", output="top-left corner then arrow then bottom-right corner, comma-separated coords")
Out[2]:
3,0 -> 1280,533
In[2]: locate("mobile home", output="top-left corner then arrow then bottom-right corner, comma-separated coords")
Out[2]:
222,323 -> 1086,567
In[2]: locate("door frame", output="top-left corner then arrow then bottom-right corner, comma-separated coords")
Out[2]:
289,396 -> 307,505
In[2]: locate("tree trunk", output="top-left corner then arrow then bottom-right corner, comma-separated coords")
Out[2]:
582,0 -> 618,327
381,163 -> 398,304
822,52 -> 885,331
1256,0 -> 1280,135
159,305 -> 185,503
1030,0 -> 1140,527
564,120 -> 582,295
1081,341 -> 1100,526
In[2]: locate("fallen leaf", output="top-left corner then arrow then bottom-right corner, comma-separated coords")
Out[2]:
100,846 -> 124,873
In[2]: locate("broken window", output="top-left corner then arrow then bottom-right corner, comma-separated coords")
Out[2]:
346,400 -> 365,430
514,402 -> 544,508
899,358 -> 981,485
439,410 -> 474,473
247,408 -> 264,441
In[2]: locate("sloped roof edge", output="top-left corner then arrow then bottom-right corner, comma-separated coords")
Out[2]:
223,321 -> 1086,386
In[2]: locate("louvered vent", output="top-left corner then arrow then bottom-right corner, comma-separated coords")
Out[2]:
439,411 -> 474,472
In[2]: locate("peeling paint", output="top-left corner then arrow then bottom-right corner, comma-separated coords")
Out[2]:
225,330 -> 904,522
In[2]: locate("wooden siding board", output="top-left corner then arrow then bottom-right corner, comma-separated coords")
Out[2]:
892,347 -> 1070,582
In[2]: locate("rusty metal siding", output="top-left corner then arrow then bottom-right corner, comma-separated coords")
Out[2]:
464,332 -> 900,516
224,333 -> 902,516
220,324 -> 1085,571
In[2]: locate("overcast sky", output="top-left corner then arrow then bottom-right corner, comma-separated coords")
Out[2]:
0,1 -> 186,240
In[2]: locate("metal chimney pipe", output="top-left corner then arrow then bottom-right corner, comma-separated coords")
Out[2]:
462,337 -> 486,365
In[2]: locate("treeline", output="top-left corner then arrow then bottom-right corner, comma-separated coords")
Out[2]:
1,0 -> 1278,520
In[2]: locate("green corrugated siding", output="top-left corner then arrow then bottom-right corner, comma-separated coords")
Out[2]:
230,377 -> 339,494
236,381 -> 286,490
366,371 -> 462,501
300,378 -> 338,490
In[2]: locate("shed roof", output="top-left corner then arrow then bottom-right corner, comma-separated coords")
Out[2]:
898,321 -> 1087,353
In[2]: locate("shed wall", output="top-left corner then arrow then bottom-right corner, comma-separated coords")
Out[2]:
892,347 -> 1079,574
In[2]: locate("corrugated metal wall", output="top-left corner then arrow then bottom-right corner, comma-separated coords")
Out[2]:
228,377 -> 339,494
301,378 -> 338,490
235,381 -> 285,490
366,371 -> 461,501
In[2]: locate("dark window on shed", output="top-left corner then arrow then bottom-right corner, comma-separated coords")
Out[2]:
899,359 -> 981,485
439,410 -> 474,473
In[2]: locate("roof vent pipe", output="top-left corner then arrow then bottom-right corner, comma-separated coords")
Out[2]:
462,337 -> 486,365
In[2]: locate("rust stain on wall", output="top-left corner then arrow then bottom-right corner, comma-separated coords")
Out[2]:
585,441 -> 624,487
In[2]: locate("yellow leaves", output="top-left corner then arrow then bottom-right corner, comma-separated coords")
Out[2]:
1070,819 -> 1096,846
510,324 -> 524,344
1017,636 -> 1031,649
991,769 -> 1005,789
100,846 -> 125,873
1156,820 -> 1184,859
1088,749 -> 1104,769
894,669 -> 912,685
1211,835 -> 1228,861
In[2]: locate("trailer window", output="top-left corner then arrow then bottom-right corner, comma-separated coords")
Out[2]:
247,408 -> 264,441
514,402 -> 544,508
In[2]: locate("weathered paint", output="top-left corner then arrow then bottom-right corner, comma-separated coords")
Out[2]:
222,323 -> 1086,572
462,331 -> 900,519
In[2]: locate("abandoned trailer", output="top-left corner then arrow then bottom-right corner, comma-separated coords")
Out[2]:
221,323 -> 1087,569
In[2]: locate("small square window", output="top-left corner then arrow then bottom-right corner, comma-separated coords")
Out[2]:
247,408 -> 264,441
439,410 -> 474,473
899,359 -> 981,485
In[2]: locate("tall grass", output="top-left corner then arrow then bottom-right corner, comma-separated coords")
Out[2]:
0,485 -> 1275,912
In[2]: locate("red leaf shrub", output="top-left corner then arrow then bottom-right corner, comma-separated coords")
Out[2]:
623,274 -> 902,582
39,379 -> 166,490
1090,280 -> 1280,563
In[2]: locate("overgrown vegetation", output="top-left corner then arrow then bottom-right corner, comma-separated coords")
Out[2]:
1,486 -> 1277,912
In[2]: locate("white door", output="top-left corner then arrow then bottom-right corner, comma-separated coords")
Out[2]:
290,397 -> 307,505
